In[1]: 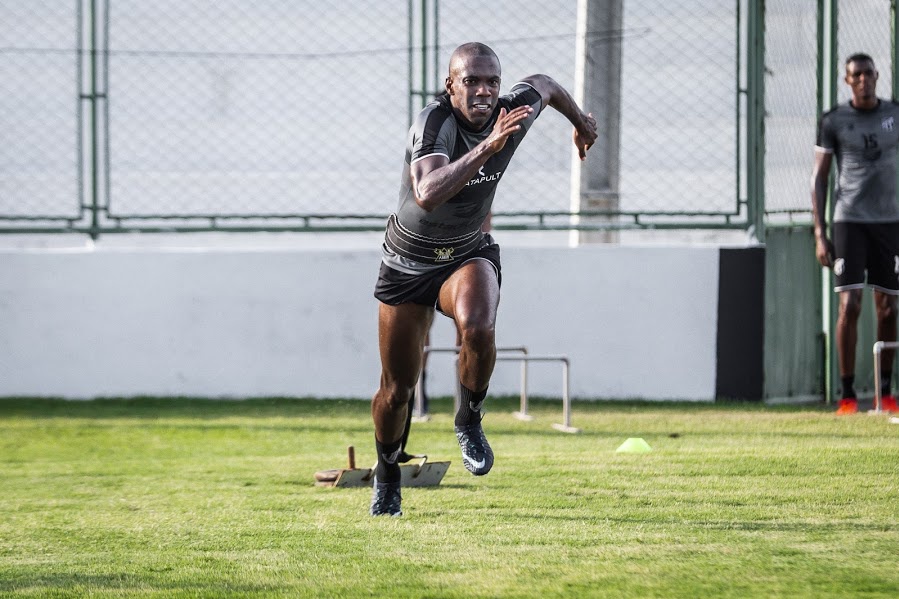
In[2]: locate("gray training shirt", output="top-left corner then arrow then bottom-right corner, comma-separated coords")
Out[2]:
381,82 -> 543,272
816,99 -> 899,223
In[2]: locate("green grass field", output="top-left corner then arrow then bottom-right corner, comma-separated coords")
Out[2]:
1,397 -> 898,598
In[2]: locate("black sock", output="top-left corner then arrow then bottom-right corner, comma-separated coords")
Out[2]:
841,375 -> 856,399
455,383 -> 487,427
398,396 -> 414,460
880,371 -> 892,397
374,437 -> 402,483
421,370 -> 429,412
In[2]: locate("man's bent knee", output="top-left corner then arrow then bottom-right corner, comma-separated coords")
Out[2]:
458,322 -> 496,354
374,382 -> 415,414
840,292 -> 863,321
877,295 -> 898,321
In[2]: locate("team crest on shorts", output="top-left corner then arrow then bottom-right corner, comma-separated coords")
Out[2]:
434,247 -> 455,262
834,258 -> 845,276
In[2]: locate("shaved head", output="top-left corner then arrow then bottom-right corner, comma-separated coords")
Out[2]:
448,42 -> 500,78
444,42 -> 503,130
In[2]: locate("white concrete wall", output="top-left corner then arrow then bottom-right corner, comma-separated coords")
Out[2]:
0,243 -> 719,400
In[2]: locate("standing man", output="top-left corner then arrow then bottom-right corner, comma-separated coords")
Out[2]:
812,52 -> 899,415
370,42 -> 597,515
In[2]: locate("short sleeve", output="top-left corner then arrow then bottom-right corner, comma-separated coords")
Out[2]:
409,104 -> 454,164
501,82 -> 544,135
816,113 -> 836,154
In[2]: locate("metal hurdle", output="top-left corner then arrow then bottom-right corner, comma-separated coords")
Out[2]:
412,346 -> 456,421
412,345 -> 579,433
485,354 -> 578,434
412,346 -> 529,421
871,341 -> 899,414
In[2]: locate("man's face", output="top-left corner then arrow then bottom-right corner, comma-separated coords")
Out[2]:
445,54 -> 501,130
845,59 -> 878,102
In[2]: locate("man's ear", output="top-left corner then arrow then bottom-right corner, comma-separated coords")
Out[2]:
445,77 -> 453,95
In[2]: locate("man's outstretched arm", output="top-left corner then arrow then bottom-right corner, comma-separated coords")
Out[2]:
520,74 -> 598,160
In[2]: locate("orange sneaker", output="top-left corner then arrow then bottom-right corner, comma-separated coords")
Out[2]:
880,395 -> 898,413
835,398 -> 858,415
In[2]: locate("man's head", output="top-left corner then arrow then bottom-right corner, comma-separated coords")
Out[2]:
845,53 -> 878,108
445,42 -> 501,130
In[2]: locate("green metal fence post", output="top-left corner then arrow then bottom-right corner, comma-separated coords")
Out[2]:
819,0 -> 838,404
735,0 -> 742,220
408,0 -> 439,127
894,0 -> 899,101
90,0 -> 100,239
87,0 -> 101,240
421,0 -> 428,110
746,0 -> 765,243
408,0 -> 414,127
102,0 -> 110,230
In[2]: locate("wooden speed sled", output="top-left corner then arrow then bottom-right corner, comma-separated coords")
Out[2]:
314,446 -> 450,488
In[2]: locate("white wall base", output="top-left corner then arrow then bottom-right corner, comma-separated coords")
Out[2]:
0,244 -> 720,400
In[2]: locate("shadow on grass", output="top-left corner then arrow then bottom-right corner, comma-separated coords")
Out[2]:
0,395 -> 843,443
0,396 -> 827,418
0,396 -> 373,420
0,572 -> 274,595
0,396 -> 867,443
1,397 -> 878,448
506,511 -> 899,533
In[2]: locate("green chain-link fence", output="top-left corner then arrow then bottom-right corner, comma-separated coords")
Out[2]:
0,0 -> 750,237
764,0 -> 899,226
2,3 -> 81,222
2,1 -> 895,238
763,0 -> 819,222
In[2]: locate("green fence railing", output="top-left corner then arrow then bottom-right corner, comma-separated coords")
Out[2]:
4,1 -> 889,240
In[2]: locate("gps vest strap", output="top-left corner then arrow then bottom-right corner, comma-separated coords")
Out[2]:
384,214 -> 483,265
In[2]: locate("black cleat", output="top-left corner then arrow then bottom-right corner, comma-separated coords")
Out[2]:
454,420 -> 494,476
369,477 -> 402,517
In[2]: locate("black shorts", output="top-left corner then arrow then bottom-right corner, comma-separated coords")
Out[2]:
374,238 -> 502,311
833,221 -> 899,294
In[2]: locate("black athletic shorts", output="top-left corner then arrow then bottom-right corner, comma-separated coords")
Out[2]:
832,221 -> 899,294
374,237 -> 502,311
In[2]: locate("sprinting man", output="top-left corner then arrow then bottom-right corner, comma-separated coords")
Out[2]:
415,212 -> 492,422
369,42 -> 597,515
812,52 -> 899,415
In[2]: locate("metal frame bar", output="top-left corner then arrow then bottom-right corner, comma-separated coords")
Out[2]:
872,341 -> 899,413
411,345 -> 577,433
489,354 -> 578,434
413,346 -> 529,420
0,215 -> 753,236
